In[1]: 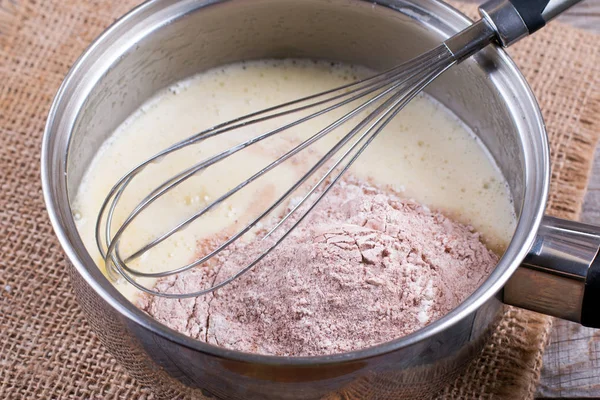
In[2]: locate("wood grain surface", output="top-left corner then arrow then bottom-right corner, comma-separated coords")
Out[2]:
538,149 -> 600,399
539,3 -> 600,398
459,0 -> 600,398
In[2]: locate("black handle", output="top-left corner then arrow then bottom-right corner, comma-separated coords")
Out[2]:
508,0 -> 550,33
582,253 -> 600,327
510,0 -> 584,33
479,0 -> 583,47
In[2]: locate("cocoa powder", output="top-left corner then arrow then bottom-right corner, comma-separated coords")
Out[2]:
138,178 -> 498,356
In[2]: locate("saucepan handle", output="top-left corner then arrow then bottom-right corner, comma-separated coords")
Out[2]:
504,216 -> 600,328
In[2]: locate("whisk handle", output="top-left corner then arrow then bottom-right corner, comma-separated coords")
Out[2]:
510,0 -> 583,32
479,0 -> 583,47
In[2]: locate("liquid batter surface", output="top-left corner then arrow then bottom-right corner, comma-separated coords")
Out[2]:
73,59 -> 516,302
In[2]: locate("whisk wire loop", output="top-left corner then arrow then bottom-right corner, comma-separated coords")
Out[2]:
95,48 -> 450,265
111,48 -> 453,277
98,44 -> 459,298
97,46 -> 451,262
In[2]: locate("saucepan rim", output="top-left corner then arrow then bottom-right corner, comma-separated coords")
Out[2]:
41,0 -> 549,366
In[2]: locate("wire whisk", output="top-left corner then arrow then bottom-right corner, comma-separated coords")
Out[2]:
95,0 -> 581,298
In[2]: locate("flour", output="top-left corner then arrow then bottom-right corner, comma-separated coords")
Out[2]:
138,177 -> 498,356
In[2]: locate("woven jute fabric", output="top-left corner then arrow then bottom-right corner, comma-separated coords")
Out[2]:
1,0 -> 599,399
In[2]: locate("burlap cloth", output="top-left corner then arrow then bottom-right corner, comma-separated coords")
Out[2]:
1,0 -> 599,398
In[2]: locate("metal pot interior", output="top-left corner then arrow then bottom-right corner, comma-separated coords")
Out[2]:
47,0 -> 548,362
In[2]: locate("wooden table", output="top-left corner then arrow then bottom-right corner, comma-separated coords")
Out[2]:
529,4 -> 600,398
460,1 -> 600,397
524,2 -> 600,398
538,156 -> 600,397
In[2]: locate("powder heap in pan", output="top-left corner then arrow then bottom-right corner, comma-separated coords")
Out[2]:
138,177 -> 498,356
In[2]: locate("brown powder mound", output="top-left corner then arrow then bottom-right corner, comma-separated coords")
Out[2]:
138,179 -> 498,356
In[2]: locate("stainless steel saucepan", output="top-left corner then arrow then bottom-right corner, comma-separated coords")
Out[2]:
41,0 -> 600,398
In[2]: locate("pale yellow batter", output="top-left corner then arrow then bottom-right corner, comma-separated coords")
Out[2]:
72,59 -> 516,300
